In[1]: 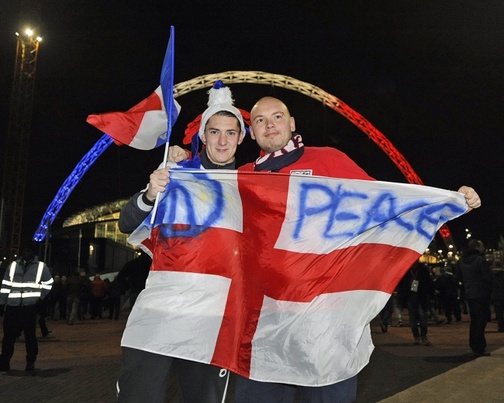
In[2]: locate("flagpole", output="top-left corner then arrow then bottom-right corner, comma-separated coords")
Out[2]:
150,141 -> 169,225
150,25 -> 175,226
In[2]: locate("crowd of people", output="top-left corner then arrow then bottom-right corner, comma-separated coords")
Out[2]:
35,255 -> 151,327
379,240 -> 503,357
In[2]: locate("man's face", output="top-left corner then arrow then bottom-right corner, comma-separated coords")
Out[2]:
250,97 -> 296,154
202,114 -> 244,165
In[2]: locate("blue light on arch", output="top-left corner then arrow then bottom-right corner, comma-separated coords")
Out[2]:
32,134 -> 113,242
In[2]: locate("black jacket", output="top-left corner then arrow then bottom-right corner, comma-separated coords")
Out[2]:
457,250 -> 492,299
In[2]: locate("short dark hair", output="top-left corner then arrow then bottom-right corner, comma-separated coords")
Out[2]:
204,110 -> 241,131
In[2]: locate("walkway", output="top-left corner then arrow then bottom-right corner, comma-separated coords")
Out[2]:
0,311 -> 503,402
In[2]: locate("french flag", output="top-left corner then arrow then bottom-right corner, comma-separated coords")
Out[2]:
87,26 -> 179,150
122,170 -> 467,386
86,87 -> 180,150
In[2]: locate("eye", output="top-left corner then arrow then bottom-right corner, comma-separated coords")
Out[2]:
227,131 -> 237,137
208,129 -> 219,136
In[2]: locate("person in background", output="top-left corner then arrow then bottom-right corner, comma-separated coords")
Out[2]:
399,261 -> 433,346
48,274 -> 63,320
116,253 -> 151,310
65,270 -> 81,325
107,275 -> 123,320
427,266 -> 445,325
437,264 -> 462,324
90,274 -> 108,320
78,271 -> 91,320
0,247 -> 53,372
456,239 -> 493,356
59,275 -> 68,321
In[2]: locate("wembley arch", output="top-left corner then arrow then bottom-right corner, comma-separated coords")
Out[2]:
33,70 -> 454,247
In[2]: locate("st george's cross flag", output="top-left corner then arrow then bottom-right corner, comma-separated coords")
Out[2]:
86,26 -> 179,150
122,170 -> 467,386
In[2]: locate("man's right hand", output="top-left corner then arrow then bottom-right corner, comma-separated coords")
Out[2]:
145,168 -> 170,202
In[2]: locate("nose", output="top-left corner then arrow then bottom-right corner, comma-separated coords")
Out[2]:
265,119 -> 275,128
218,133 -> 227,145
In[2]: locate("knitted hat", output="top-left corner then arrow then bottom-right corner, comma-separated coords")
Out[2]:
197,80 -> 246,140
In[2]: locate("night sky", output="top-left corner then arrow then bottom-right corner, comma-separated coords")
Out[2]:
1,1 -> 503,250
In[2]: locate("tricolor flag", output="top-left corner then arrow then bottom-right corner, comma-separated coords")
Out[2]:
123,170 -> 467,386
86,26 -> 179,150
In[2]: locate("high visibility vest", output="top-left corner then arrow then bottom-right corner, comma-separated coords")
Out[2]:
0,261 -> 52,306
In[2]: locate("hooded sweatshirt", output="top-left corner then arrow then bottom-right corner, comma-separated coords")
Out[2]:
457,250 -> 493,299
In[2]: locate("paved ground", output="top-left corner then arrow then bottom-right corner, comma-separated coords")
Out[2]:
0,309 -> 503,402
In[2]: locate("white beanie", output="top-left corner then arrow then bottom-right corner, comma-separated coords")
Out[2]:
198,80 -> 245,140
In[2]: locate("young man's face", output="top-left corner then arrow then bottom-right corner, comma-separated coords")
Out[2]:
202,114 -> 244,165
249,97 -> 296,154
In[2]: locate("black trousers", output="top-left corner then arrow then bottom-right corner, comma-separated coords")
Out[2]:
0,304 -> 38,365
234,374 -> 357,403
117,347 -> 230,403
407,294 -> 428,338
108,297 -> 121,320
467,297 -> 490,354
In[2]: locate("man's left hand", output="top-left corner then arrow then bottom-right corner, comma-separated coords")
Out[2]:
457,186 -> 481,212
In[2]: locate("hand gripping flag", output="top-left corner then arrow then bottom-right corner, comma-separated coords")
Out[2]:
86,26 -> 179,150
123,170 -> 467,386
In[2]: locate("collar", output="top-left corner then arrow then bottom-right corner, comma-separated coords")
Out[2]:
254,133 -> 305,172
199,148 -> 236,170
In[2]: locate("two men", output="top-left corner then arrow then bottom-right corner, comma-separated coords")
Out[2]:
118,93 -> 481,402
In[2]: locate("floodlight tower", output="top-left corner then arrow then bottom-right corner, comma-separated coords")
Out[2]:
0,28 -> 42,262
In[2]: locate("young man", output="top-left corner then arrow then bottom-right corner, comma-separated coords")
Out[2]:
232,96 -> 481,402
116,83 -> 246,403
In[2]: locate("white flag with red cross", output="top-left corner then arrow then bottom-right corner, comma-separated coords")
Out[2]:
122,169 -> 467,386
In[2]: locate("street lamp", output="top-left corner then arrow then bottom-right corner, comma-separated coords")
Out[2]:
15,28 -> 43,43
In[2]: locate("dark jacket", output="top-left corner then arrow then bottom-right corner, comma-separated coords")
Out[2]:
457,250 -> 492,299
398,262 -> 432,310
437,268 -> 459,297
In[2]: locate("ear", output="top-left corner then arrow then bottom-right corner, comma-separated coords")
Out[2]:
290,117 -> 296,132
200,133 -> 207,144
249,126 -> 256,140
238,131 -> 245,145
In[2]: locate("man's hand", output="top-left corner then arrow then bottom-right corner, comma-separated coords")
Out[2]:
168,145 -> 190,163
457,186 -> 481,212
145,168 -> 170,202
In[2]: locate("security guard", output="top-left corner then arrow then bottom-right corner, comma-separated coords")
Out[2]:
0,247 -> 53,372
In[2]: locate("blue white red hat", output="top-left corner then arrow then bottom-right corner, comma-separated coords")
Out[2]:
197,80 -> 246,140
